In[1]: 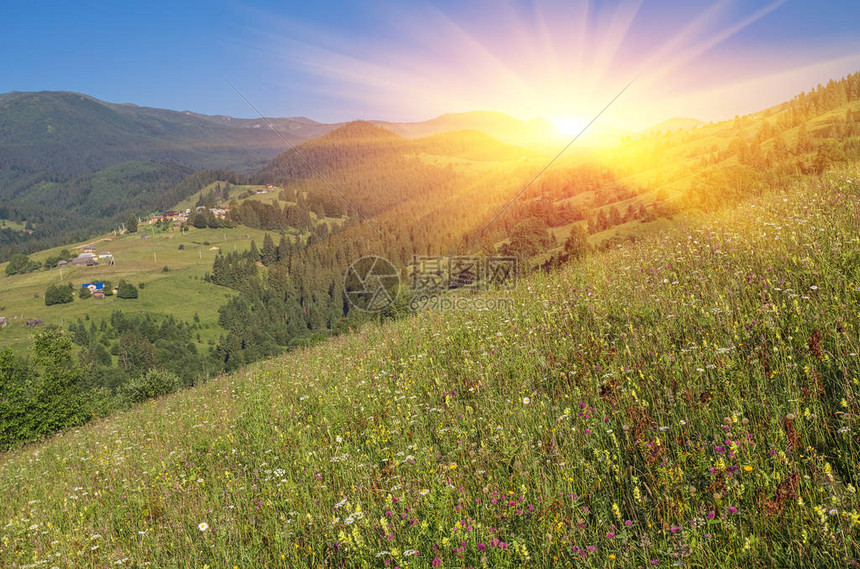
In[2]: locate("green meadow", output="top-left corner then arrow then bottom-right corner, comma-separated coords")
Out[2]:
0,219 -> 28,232
1,168 -> 858,567
0,224 -> 275,355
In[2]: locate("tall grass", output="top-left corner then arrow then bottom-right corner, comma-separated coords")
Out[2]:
1,169 -> 859,567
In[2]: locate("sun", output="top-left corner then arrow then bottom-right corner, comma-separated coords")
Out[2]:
550,116 -> 589,137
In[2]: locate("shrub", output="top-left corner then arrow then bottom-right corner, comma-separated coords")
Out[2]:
116,280 -> 138,299
122,369 -> 181,404
116,280 -> 137,299
45,284 -> 74,306
5,254 -> 40,276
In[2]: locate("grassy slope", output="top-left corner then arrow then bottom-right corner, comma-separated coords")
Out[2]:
0,224 -> 275,355
172,183 -> 266,213
173,182 -> 344,229
1,168 -> 859,567
0,219 -> 27,231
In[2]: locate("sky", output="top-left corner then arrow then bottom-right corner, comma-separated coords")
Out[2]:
2,0 -> 859,130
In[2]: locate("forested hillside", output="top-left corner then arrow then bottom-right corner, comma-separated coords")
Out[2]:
0,91 -> 330,178
2,165 -> 858,567
0,91 -> 336,258
208,72 -> 860,371
1,71 -> 859,449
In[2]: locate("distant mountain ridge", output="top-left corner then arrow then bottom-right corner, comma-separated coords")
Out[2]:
373,110 -> 632,147
0,91 -> 334,178
0,89 -> 688,257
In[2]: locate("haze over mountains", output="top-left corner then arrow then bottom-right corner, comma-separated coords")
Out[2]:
372,110 -> 633,147
0,89 -> 659,257
0,91 -> 326,178
0,91 -> 638,182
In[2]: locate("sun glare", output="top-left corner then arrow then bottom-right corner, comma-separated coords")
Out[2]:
551,116 -> 589,137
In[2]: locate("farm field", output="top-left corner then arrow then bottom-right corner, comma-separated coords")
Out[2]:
1,168 -> 858,567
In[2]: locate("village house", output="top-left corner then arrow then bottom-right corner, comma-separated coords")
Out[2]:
194,206 -> 229,219
71,252 -> 98,266
0,316 -> 8,328
82,282 -> 105,294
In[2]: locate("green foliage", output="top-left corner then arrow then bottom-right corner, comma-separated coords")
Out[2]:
121,369 -> 181,404
260,233 -> 277,266
0,91 -> 306,258
0,330 -> 86,449
3,170 -> 860,565
190,212 -> 208,229
815,138 -> 848,172
5,253 -> 40,276
43,248 -> 71,269
0,349 -> 33,449
125,213 -> 138,233
116,280 -> 138,299
78,286 -> 92,299
563,224 -> 591,260
44,283 -> 74,306
0,308 -> 213,449
500,218 -> 554,259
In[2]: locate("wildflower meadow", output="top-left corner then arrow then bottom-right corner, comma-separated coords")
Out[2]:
2,168 -> 860,567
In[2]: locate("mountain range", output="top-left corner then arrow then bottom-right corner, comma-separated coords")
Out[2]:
0,90 -> 660,256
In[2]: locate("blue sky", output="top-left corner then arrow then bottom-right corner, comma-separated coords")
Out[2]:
2,1 -> 859,128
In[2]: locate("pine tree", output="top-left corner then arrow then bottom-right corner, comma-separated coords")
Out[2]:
814,139 -> 846,173
564,225 -> 591,261
277,235 -> 291,262
261,233 -> 277,266
795,123 -> 811,154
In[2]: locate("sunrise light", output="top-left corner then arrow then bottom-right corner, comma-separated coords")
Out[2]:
550,116 -> 590,137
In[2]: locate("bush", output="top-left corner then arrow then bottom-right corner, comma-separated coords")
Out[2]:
79,286 -> 92,299
5,254 -> 40,276
563,225 -> 591,261
45,284 -> 74,306
116,280 -> 138,299
122,369 -> 181,404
